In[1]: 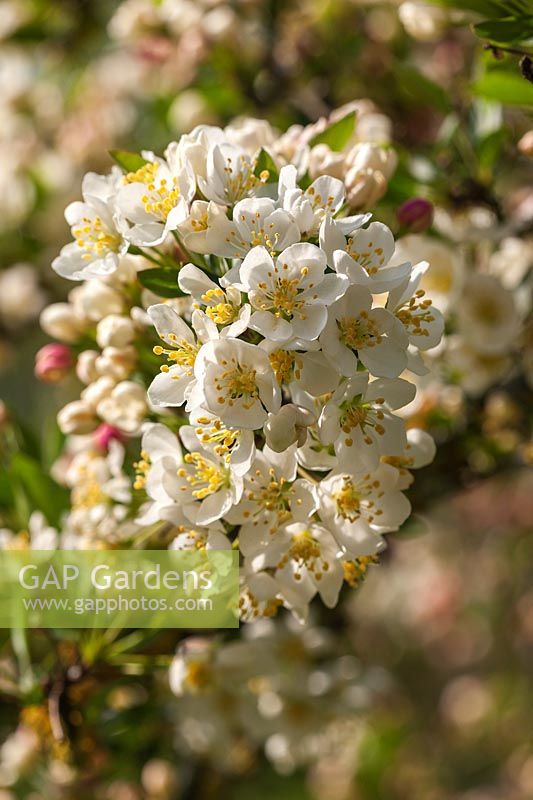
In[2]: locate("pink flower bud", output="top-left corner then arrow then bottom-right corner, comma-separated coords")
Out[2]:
93,423 -> 124,452
397,197 -> 434,233
34,343 -> 72,383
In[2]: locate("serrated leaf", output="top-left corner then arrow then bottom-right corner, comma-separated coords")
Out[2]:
472,70 -> 533,105
109,150 -> 148,173
309,111 -> 356,151
253,148 -> 279,182
473,17 -> 533,45
138,267 -> 185,298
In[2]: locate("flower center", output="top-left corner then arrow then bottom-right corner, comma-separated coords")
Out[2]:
73,215 -> 121,261
223,155 -> 266,203
340,396 -> 386,446
124,161 -> 180,221
247,468 -> 294,526
338,310 -> 382,350
201,288 -> 238,325
271,277 -> 302,316
333,479 -> 361,520
153,335 -> 199,376
268,349 -> 301,385
185,660 -> 213,692
179,453 -> 228,500
277,529 -> 329,581
194,416 -> 240,462
395,289 -> 435,338
215,360 -> 259,409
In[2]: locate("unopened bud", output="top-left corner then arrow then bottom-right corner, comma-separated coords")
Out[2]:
96,315 -> 135,348
397,197 -> 434,233
95,346 -> 137,381
93,423 -> 124,452
34,343 -> 72,383
264,404 -> 316,452
97,381 -> 148,434
40,303 -> 84,343
57,400 -> 98,435
76,350 -> 100,385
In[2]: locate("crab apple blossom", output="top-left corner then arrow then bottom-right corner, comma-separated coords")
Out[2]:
194,338 -> 281,429
43,109 -> 442,621
319,284 -> 409,378
52,170 -> 127,280
238,242 -> 348,343
319,373 -> 416,471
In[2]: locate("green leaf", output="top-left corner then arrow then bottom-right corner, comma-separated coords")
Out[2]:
309,111 -> 356,151
10,453 -> 69,528
472,70 -> 533,105
473,17 -> 533,45
427,0 -> 529,16
138,267 -> 185,298
253,148 -> 279,182
109,150 -> 148,173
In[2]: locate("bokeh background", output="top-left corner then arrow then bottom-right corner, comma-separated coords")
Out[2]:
0,1 -> 532,798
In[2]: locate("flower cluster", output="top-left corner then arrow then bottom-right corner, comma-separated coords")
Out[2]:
41,111 -> 442,620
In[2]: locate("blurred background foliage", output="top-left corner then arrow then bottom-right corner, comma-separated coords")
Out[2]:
0,0 -> 531,798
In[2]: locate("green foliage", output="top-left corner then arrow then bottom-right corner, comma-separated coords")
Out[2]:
137,267 -> 186,298
9,452 -> 68,527
109,150 -> 148,173
473,17 -> 533,47
309,110 -> 356,150
253,148 -> 280,182
472,69 -> 533,104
